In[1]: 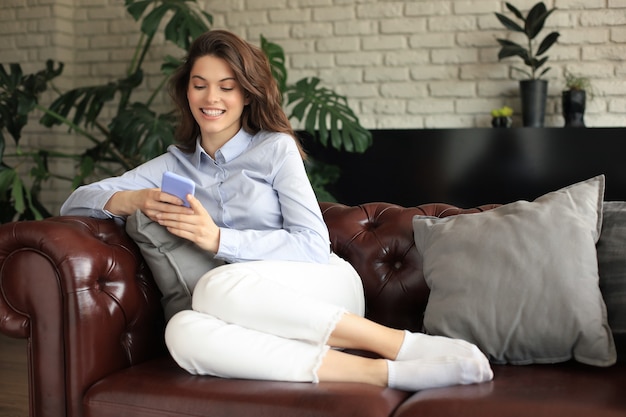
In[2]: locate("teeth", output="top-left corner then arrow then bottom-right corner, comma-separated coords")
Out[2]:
202,109 -> 224,116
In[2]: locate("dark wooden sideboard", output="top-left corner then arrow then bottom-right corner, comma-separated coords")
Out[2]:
303,128 -> 626,207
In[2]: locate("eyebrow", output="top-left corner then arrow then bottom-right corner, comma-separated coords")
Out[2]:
190,75 -> 237,82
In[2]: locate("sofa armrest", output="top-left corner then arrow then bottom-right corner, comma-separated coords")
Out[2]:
0,216 -> 165,417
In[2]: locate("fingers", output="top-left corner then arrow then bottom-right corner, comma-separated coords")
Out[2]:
154,194 -> 220,252
156,189 -> 187,208
186,194 -> 205,214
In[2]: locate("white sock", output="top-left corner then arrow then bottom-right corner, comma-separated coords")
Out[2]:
386,356 -> 493,392
395,330 -> 487,362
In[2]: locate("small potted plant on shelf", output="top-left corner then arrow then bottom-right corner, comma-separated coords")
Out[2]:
491,105 -> 514,128
562,71 -> 591,128
495,1 -> 560,127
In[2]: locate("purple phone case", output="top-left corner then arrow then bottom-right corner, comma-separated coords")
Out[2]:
161,171 -> 195,207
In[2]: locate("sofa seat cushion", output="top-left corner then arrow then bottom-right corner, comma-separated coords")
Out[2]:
394,362 -> 626,417
83,356 -> 411,417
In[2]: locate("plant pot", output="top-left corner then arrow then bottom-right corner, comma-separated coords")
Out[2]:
562,90 -> 586,128
520,79 -> 548,127
491,116 -> 512,128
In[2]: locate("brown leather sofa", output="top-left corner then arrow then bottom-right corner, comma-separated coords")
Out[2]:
1,201 -> 625,417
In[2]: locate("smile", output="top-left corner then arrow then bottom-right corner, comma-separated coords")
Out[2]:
201,108 -> 225,117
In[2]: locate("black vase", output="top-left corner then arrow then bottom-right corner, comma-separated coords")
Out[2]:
520,79 -> 548,127
562,90 -> 586,127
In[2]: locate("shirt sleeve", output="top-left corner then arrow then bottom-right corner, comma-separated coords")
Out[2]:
59,154 -> 171,218
215,137 -> 330,264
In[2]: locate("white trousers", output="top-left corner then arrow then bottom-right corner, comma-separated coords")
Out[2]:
164,253 -> 365,383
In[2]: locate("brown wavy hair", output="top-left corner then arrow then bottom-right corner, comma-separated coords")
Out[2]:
169,30 -> 303,157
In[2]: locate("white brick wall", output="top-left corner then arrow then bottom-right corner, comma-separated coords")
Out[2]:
1,0 -> 626,213
201,0 -> 626,129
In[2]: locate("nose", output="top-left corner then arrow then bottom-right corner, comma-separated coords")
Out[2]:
206,86 -> 221,103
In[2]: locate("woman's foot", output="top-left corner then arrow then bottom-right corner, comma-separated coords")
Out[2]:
395,330 -> 487,363
386,355 -> 493,392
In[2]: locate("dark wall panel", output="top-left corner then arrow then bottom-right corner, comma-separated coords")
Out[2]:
304,128 -> 626,207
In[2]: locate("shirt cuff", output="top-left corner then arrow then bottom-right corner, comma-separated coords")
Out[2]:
216,227 -> 239,261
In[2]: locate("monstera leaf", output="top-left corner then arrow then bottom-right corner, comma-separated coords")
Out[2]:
40,70 -> 143,131
261,35 -> 287,94
109,102 -> 176,163
0,60 -> 63,145
261,37 -> 371,154
126,0 -> 212,50
286,78 -> 371,153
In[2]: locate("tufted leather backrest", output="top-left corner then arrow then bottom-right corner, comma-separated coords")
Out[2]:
320,202 -> 499,332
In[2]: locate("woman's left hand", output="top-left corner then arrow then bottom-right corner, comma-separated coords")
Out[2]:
156,194 -> 221,253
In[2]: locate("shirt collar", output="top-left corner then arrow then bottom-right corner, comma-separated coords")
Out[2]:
193,128 -> 253,166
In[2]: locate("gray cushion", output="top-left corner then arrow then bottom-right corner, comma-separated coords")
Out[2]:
412,175 -> 616,366
597,201 -> 626,359
126,210 -> 225,322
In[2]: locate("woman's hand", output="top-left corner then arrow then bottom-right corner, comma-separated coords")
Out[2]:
105,188 -> 193,222
155,194 -> 221,253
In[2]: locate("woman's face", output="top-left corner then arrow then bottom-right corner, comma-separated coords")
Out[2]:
187,55 -> 249,151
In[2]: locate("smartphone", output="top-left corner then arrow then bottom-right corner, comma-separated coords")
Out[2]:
161,171 -> 195,207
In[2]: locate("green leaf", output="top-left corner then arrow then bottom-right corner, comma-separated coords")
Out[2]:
533,56 -> 549,71
108,102 -> 175,162
164,5 -> 209,49
0,61 -> 63,144
525,2 -> 548,38
72,155 -> 94,188
525,3 -> 555,40
495,13 -> 524,33
125,0 -> 152,21
161,55 -> 183,76
504,2 -> 524,20
536,31 -> 560,56
10,173 -> 24,214
137,0 -> 211,50
497,43 -> 529,61
317,108 -> 328,147
304,102 -> 319,133
285,77 -> 371,153
29,150 -> 50,181
0,63 -> 21,89
140,3 -> 170,37
305,157 -> 340,202
261,35 -> 287,93
330,114 -> 341,150
538,66 -> 552,77
0,168 -> 15,199
41,71 -> 141,129
290,99 -> 310,121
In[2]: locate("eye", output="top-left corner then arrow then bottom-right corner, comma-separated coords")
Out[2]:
221,86 -> 234,92
192,85 -> 206,90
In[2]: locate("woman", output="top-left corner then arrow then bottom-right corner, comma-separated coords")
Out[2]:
61,29 -> 493,391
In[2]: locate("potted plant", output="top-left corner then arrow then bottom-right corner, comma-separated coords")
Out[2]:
495,2 -> 560,127
562,71 -> 591,127
491,105 -> 514,128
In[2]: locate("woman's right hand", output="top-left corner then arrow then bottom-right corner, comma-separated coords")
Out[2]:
104,188 -> 193,221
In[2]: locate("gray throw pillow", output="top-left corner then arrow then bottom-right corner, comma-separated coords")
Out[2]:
126,210 -> 225,322
597,201 -> 626,359
413,175 -> 616,366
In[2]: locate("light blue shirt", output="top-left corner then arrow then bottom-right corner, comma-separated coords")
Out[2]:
60,129 -> 330,264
